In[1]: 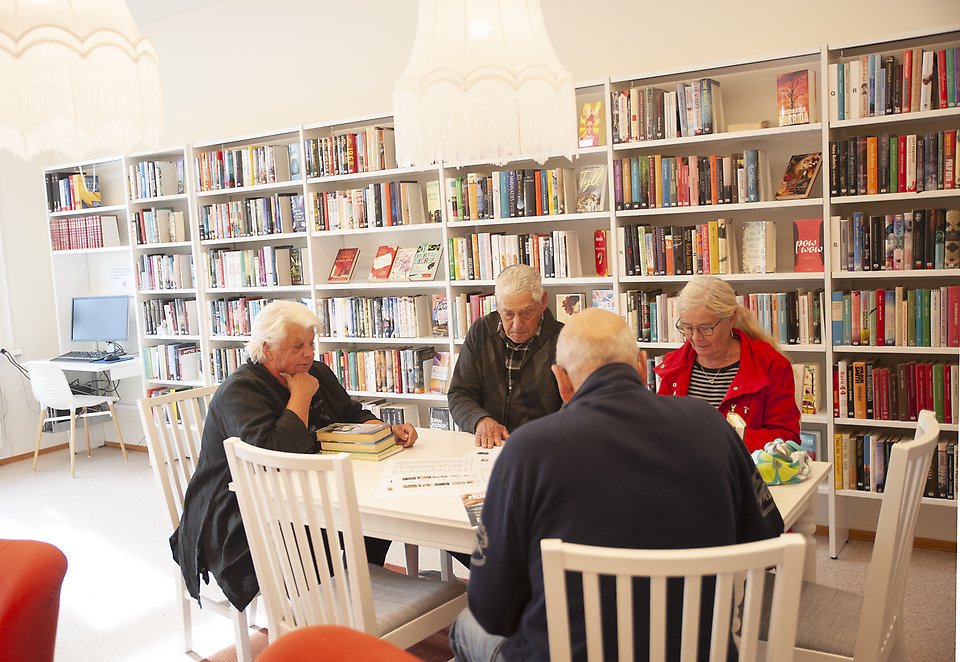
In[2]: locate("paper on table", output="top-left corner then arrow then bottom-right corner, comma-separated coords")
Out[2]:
463,446 -> 502,478
373,457 -> 488,498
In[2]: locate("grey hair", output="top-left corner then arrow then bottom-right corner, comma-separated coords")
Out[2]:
678,275 -> 780,349
245,300 -> 320,363
556,308 -> 638,380
495,264 -> 543,303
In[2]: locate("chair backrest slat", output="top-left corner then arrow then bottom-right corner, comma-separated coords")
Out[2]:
223,438 -> 378,639
541,535 -> 806,662
137,385 -> 217,530
854,409 -> 940,661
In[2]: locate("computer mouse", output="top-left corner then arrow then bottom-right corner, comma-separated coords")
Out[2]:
103,354 -> 121,362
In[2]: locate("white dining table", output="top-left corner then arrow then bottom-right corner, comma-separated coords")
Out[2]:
345,428 -> 831,581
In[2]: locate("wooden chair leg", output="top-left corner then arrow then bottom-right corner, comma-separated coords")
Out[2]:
232,607 -> 253,662
32,409 -> 46,472
109,403 -> 128,461
404,543 -> 420,576
83,409 -> 91,457
69,410 -> 77,478
176,575 -> 193,653
440,550 -> 454,581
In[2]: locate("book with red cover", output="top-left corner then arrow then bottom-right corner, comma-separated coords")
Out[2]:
368,245 -> 398,281
792,218 -> 824,272
594,229 -> 608,276
328,247 -> 360,282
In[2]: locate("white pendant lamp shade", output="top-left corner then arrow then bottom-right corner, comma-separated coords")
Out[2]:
393,0 -> 576,168
0,0 -> 163,159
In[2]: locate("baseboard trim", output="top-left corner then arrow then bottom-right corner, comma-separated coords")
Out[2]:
816,525 -> 956,553
104,441 -> 148,453
0,443 -> 69,466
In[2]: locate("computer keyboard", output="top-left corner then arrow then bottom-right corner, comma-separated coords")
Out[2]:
54,351 -> 108,362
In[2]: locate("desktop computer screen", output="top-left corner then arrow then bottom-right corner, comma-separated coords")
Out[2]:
70,295 -> 129,343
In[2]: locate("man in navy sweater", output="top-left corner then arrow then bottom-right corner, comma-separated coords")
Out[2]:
450,308 -> 784,661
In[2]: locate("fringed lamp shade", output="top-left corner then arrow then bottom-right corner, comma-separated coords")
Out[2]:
0,0 -> 163,160
393,0 -> 576,168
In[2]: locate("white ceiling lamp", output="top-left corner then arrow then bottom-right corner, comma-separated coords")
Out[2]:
393,0 -> 576,168
0,0 -> 163,160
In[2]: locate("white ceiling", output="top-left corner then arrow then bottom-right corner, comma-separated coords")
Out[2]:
125,0 -> 225,25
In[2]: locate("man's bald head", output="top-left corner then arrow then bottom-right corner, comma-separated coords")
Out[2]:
554,308 -> 642,391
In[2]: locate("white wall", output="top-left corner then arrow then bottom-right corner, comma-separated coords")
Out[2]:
0,0 -> 957,538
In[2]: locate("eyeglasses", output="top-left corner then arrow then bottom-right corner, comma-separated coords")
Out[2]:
675,317 -> 728,337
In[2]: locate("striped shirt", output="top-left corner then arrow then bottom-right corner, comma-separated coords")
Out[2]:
687,361 -> 739,409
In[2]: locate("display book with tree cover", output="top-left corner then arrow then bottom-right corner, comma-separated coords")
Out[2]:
316,422 -> 402,461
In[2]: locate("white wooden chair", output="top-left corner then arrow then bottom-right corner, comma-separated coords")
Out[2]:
759,409 -> 941,662
137,386 -> 258,662
541,533 -> 806,662
29,361 -> 127,477
222,437 -> 467,648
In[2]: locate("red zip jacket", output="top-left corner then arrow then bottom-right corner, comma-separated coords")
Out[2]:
654,329 -> 801,451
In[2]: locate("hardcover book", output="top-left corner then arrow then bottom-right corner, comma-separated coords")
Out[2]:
793,218 -> 824,272
316,422 -> 392,443
774,153 -> 822,200
591,289 -> 615,312
320,444 -> 403,462
576,165 -> 606,213
777,69 -> 816,127
425,180 -> 443,223
429,352 -> 451,394
388,247 -> 417,280
319,435 -> 397,453
555,293 -> 584,324
407,242 -> 444,281
594,229 -> 608,276
431,294 -> 448,336
429,406 -> 453,431
578,101 -> 603,147
740,221 -> 777,274
368,245 -> 399,281
328,247 -> 359,282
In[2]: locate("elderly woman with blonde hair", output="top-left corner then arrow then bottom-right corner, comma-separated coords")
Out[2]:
654,275 -> 800,451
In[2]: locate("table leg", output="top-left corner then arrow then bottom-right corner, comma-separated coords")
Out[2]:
793,503 -> 818,582
404,543 -> 419,576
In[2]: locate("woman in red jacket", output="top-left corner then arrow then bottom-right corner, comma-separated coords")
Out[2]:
654,276 -> 800,452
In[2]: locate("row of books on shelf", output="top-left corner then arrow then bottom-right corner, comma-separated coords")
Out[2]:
311,181 -> 439,231
198,194 -> 306,240
314,295 -> 434,339
49,215 -> 120,251
832,430 -> 955,499
302,127 -> 397,179
610,77 -> 727,143
45,172 -> 100,212
208,297 -> 281,337
612,149 -> 806,210
831,209 -> 959,272
136,253 -> 195,291
210,346 -> 248,384
143,342 -> 202,383
827,47 -> 959,121
328,243 -> 443,283
142,298 -> 199,336
446,168 -> 577,222
194,143 -> 300,192
621,288 -> 825,346
132,208 -> 187,245
206,246 -> 305,288
317,346 -> 447,396
446,230 -> 585,282
828,131 -> 958,197
128,159 -> 184,199
831,286 -> 960,348
451,292 -> 495,339
834,359 -> 958,424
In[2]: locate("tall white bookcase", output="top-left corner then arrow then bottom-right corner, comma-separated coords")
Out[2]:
42,26 -> 959,557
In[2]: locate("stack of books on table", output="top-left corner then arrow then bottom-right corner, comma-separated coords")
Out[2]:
316,422 -> 402,462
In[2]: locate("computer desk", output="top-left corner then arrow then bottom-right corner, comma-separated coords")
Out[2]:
45,355 -> 142,382
271,428 -> 831,582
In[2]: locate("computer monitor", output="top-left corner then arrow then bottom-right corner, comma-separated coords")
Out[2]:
70,295 -> 129,345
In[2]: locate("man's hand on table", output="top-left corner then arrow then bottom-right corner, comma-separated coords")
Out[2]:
391,423 -> 418,447
474,417 -> 509,449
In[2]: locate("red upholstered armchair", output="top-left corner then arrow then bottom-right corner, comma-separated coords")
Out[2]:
0,540 -> 68,662
258,626 -> 419,662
